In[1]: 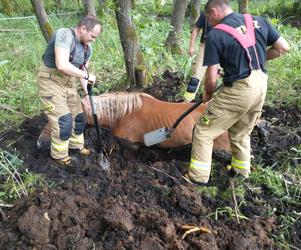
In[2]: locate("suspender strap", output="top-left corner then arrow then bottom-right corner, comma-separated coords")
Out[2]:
69,28 -> 90,68
82,45 -> 89,67
69,28 -> 77,63
214,14 -> 260,70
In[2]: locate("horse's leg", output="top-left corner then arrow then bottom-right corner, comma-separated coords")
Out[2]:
117,138 -> 140,160
213,132 -> 231,152
37,121 -> 51,150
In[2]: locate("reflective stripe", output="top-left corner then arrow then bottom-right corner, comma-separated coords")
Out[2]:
70,133 -> 84,146
184,91 -> 196,101
231,157 -> 250,170
189,158 -> 211,172
51,140 -> 69,151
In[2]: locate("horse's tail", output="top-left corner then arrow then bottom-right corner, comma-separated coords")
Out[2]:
81,92 -> 147,127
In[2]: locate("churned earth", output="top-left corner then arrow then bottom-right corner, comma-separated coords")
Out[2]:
0,71 -> 300,249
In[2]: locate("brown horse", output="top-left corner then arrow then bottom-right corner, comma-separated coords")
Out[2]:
37,92 -> 230,151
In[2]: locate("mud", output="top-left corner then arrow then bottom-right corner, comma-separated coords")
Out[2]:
0,71 -> 300,249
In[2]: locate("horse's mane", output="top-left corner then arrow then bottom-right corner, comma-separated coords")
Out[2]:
82,92 -> 154,126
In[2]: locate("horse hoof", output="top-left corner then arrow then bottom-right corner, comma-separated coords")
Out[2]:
118,139 -> 139,160
37,137 -> 51,150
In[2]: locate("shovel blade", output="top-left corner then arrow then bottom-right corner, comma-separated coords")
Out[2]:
98,152 -> 110,170
144,127 -> 170,147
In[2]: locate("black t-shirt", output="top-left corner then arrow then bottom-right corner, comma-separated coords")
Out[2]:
195,12 -> 212,43
204,12 -> 280,83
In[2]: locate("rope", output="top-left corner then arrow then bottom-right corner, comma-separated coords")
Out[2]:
0,11 -> 82,21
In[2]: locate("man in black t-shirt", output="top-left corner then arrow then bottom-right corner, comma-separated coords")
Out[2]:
184,0 -> 289,184
183,12 -> 212,102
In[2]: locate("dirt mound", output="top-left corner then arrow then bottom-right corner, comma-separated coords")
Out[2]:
0,131 -> 276,249
143,71 -> 184,101
0,71 -> 300,249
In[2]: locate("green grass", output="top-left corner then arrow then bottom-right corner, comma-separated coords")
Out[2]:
0,3 -> 191,128
0,0 -> 300,130
0,150 -> 47,202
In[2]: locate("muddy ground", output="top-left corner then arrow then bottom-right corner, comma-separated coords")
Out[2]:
0,71 -> 301,249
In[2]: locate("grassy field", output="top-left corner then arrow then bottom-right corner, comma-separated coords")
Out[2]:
0,0 -> 300,128
0,0 -> 300,247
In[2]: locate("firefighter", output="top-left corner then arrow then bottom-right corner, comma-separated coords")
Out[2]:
183,11 -> 212,102
185,0 -> 289,184
37,16 -> 101,166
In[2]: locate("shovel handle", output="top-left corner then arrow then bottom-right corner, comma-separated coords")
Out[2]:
87,82 -> 93,96
87,83 -> 92,95
87,83 -> 102,153
170,84 -> 224,132
170,100 -> 203,132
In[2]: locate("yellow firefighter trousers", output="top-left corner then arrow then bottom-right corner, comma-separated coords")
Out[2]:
189,69 -> 268,183
38,62 -> 85,160
184,45 -> 207,102
192,44 -> 207,82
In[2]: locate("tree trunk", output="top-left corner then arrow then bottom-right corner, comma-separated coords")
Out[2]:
82,0 -> 96,16
98,0 -> 106,17
115,0 -> 146,87
1,0 -> 14,16
30,0 -> 54,42
238,0 -> 248,14
293,0 -> 301,10
165,0 -> 190,54
189,0 -> 201,28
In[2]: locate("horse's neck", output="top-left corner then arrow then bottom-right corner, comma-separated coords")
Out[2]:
143,97 -> 207,129
82,97 -> 117,129
98,115 -> 116,128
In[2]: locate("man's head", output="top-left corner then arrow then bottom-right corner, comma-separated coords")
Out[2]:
77,16 -> 102,45
205,0 -> 232,26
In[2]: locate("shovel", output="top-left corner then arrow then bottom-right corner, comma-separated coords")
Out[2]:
87,83 -> 110,170
144,99 -> 203,147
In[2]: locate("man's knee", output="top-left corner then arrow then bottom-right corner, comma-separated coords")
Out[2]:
58,113 -> 72,140
74,112 -> 86,135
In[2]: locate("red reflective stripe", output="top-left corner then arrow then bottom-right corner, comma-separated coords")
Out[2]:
214,14 -> 255,48
214,14 -> 260,70
215,24 -> 248,48
244,14 -> 256,45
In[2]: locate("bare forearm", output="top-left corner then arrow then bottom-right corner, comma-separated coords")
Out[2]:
189,28 -> 199,48
54,47 -> 88,79
266,47 -> 285,60
80,78 -> 88,95
202,65 -> 219,102
203,81 -> 217,103
57,63 -> 87,79
266,36 -> 290,61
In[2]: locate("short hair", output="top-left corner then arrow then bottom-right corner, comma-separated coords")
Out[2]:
77,16 -> 101,31
205,0 -> 229,13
